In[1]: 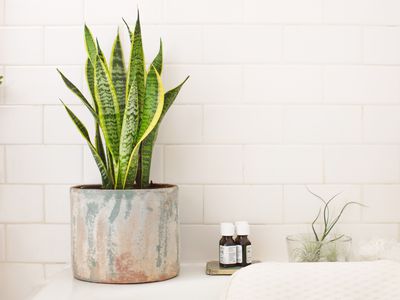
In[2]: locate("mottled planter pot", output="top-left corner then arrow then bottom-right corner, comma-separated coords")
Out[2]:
70,184 -> 179,284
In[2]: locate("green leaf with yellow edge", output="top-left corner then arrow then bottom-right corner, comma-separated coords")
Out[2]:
61,100 -> 112,187
139,76 -> 189,187
94,125 -> 106,171
123,66 -> 164,188
126,11 -> 145,116
94,56 -> 121,165
162,76 -> 189,116
57,69 -> 97,121
61,13 -> 190,190
85,58 -> 107,167
96,38 -> 107,64
151,39 -> 163,75
116,79 -> 139,189
122,18 -> 133,42
85,58 -> 96,107
84,25 -> 97,65
110,31 -> 126,124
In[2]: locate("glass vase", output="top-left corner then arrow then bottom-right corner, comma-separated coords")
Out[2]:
286,233 -> 352,262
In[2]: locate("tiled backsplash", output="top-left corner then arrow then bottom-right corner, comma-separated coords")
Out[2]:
1,0 -> 400,299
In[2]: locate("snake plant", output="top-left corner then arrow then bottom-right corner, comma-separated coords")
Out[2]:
58,12 -> 188,189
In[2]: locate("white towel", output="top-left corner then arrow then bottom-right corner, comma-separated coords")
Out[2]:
222,260 -> 400,300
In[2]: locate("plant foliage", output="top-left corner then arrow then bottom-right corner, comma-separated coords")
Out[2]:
288,188 -> 364,262
306,187 -> 364,243
58,12 -> 189,189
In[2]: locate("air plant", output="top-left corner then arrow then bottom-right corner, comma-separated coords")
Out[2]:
307,187 -> 364,244
288,188 -> 365,262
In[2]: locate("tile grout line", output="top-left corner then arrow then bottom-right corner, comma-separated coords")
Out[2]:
4,223 -> 8,261
41,105 -> 45,144
2,0 -> 5,24
360,24 -> 365,64
4,62 -> 400,67
361,105 -> 365,144
3,145 -> 7,183
80,145 -> 84,183
42,185 -> 46,223
280,24 -> 285,63
201,185 -> 205,224
322,145 -> 326,184
160,144 -> 165,182
162,145 -> 166,184
281,184 -> 285,224
360,184 -> 365,223
4,22 -> 400,27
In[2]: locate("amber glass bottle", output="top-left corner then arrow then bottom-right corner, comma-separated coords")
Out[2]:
235,221 -> 252,267
219,223 -> 237,267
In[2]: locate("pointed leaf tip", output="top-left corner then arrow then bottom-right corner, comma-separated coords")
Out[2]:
84,24 -> 97,65
135,9 -> 141,27
122,17 -> 133,42
122,17 -> 129,28
183,75 -> 190,83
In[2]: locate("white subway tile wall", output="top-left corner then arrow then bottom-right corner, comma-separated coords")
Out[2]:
0,147 -> 5,183
6,224 -> 70,262
0,185 -> 43,223
178,185 -> 204,224
164,65 -> 243,104
243,65 -> 323,104
1,0 -> 400,299
283,26 -> 362,63
283,185 -> 362,223
244,146 -> 324,183
44,105 -> 93,144
4,66 -> 83,104
364,27 -> 400,64
6,146 -> 82,184
0,106 -> 42,144
0,27 -> 44,64
363,185 -> 400,223
324,66 -> 400,104
204,185 -> 283,224
44,185 -> 70,223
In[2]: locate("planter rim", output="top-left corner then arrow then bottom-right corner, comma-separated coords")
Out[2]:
286,233 -> 352,243
71,183 -> 178,192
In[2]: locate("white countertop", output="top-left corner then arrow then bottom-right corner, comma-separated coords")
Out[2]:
30,264 -> 230,300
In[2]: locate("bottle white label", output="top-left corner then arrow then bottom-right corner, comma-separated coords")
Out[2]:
246,245 -> 252,263
220,245 -> 237,264
237,245 -> 242,263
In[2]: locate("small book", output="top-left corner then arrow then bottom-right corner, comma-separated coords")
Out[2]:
205,260 -> 259,276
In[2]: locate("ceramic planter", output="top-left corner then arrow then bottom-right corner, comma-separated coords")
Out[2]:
70,184 -> 179,283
